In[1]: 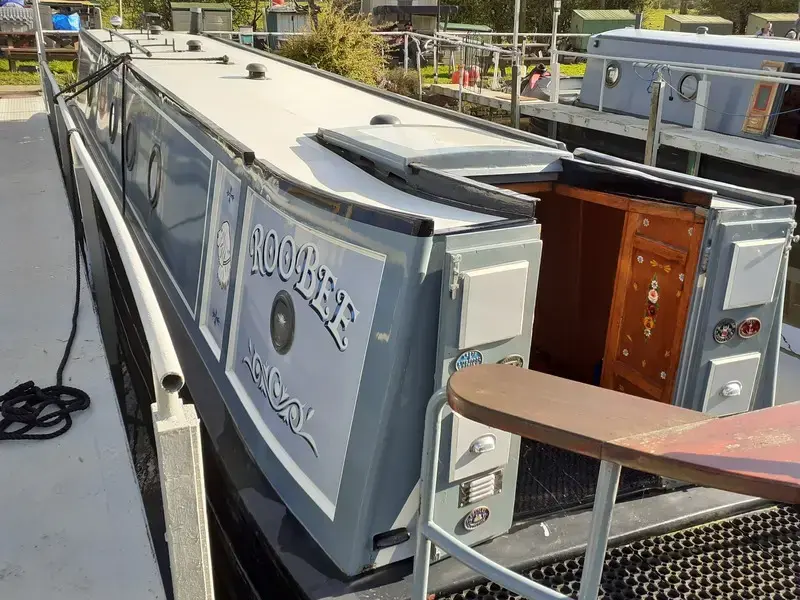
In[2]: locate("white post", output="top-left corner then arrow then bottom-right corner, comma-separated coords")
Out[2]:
433,40 -> 439,84
644,71 -> 666,166
152,381 -> 215,600
510,0 -> 522,128
492,50 -> 500,90
404,33 -> 409,72
458,45 -> 464,112
30,0 -> 47,65
416,41 -> 423,100
550,0 -> 561,104
687,74 -> 710,175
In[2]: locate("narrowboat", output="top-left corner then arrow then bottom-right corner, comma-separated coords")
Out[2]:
62,26 -> 797,600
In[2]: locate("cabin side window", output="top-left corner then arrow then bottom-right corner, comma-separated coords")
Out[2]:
109,102 -> 118,144
125,121 -> 137,171
604,62 -> 621,88
742,60 -> 784,136
147,144 -> 163,208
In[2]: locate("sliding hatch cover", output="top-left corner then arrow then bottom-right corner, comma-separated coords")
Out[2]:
674,204 -> 796,415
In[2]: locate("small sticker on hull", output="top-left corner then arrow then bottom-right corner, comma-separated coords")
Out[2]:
499,354 -> 524,367
738,317 -> 762,339
455,350 -> 483,371
463,506 -> 491,531
713,319 -> 737,344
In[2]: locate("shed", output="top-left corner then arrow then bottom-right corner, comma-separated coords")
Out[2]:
663,14 -> 733,35
265,4 -> 310,50
570,9 -> 635,51
171,2 -> 233,32
746,13 -> 798,37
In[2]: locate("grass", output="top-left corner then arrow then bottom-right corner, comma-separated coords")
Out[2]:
0,59 -> 75,87
642,7 -> 700,30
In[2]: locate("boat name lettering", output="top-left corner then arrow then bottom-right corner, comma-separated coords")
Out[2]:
249,224 -> 359,352
242,338 -> 319,457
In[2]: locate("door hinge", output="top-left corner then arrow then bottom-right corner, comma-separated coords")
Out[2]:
786,221 -> 798,256
449,254 -> 462,299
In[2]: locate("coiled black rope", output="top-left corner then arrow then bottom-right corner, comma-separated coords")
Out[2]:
0,56 -> 125,440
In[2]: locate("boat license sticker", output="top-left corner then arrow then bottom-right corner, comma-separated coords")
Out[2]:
463,506 -> 490,531
499,354 -> 524,367
713,318 -> 737,344
738,317 -> 762,339
455,349 -> 483,371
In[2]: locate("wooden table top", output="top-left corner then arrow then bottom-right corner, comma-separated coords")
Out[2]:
448,365 -> 800,504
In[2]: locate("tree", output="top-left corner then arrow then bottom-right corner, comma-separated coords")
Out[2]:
278,0 -> 385,85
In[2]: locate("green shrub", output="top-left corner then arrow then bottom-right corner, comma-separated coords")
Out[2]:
380,67 -> 420,98
278,0 -> 385,85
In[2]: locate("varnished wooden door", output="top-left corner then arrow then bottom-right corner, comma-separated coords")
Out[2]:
600,204 -> 705,403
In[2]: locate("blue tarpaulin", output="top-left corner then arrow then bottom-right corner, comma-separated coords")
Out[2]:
52,12 -> 80,30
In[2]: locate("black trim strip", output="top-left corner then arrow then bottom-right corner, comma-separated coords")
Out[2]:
81,32 -> 437,238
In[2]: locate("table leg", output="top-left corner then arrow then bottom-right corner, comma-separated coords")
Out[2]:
577,460 -> 621,600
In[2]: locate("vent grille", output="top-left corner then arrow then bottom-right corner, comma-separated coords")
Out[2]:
460,470 -> 503,507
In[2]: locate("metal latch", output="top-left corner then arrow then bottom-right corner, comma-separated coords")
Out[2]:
449,253 -> 462,299
469,434 -> 497,455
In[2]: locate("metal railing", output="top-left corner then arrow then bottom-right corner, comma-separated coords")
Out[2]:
412,389 -> 620,600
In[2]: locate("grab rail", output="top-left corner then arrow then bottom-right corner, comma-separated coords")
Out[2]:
39,64 -> 184,417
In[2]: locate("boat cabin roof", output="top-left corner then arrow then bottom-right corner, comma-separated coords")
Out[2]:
86,30 -> 573,232
595,27 -> 800,56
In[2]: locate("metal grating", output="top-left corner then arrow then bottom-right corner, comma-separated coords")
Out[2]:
441,504 -> 800,600
513,439 -> 662,518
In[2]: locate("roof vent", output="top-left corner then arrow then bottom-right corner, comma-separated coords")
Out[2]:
149,25 -> 163,35
247,63 -> 267,80
187,40 -> 202,51
697,26 -> 708,34
370,114 -> 401,125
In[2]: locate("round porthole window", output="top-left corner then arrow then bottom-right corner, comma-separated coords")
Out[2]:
147,144 -> 162,208
604,62 -> 621,88
270,290 -> 295,355
124,121 -> 137,171
678,73 -> 699,101
109,101 -> 118,143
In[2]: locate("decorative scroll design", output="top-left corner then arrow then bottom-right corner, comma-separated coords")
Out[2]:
242,339 -> 318,457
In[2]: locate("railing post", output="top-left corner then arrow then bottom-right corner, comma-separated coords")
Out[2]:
549,0 -> 561,104
492,51 -> 500,90
687,74 -> 710,175
644,71 -> 666,167
416,41 -> 423,101
404,33 -> 409,72
433,40 -> 439,84
411,389 -> 448,600
458,45 -> 465,113
577,461 -> 622,600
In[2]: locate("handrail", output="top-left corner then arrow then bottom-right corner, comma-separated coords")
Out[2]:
559,48 -> 800,85
43,65 -> 184,418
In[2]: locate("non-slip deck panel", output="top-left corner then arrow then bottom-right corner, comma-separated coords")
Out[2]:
441,504 -> 800,600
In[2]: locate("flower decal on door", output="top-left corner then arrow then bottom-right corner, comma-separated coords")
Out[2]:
642,274 -> 659,340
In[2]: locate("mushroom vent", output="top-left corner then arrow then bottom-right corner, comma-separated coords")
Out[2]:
696,25 -> 708,34
187,40 -> 202,52
246,63 -> 267,80
369,114 -> 401,125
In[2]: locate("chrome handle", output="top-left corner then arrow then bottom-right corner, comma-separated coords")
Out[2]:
469,434 -> 496,455
721,381 -> 743,397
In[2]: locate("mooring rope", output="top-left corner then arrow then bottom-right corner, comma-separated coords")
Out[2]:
0,56 -> 127,440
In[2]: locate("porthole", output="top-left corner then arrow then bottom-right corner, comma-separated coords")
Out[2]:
604,62 -> 621,88
270,290 -> 295,355
124,121 -> 137,171
109,101 -> 118,143
678,73 -> 699,101
147,144 -> 162,208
